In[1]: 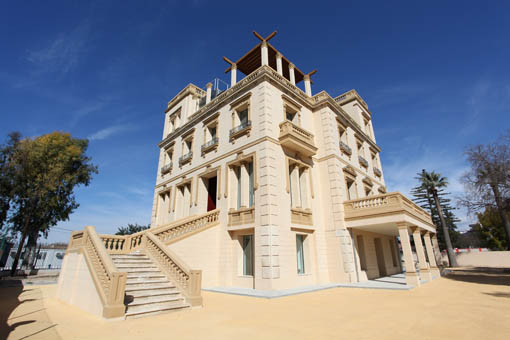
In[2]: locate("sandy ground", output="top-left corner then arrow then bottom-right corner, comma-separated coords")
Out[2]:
1,268 -> 510,340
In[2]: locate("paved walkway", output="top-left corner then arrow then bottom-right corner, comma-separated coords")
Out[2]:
204,273 -> 418,298
1,268 -> 509,340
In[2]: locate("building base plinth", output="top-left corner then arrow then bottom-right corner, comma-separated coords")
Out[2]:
405,272 -> 421,287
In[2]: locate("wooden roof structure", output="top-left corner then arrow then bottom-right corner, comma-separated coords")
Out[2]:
224,31 -> 308,85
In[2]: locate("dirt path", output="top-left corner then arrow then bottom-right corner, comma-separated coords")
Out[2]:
1,269 -> 509,339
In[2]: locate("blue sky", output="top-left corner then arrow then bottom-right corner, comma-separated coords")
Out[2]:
1,1 -> 509,243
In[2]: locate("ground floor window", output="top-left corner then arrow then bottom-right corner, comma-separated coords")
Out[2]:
242,235 -> 253,276
296,234 -> 306,274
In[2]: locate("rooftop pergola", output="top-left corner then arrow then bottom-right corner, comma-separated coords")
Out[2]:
222,31 -> 316,95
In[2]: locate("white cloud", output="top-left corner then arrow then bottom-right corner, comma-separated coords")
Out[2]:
25,22 -> 89,77
87,124 -> 132,141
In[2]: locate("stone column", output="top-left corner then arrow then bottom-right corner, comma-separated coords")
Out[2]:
230,63 -> 237,87
261,41 -> 268,66
304,74 -> 312,96
240,162 -> 250,208
431,234 -> 443,267
423,232 -> 441,278
206,82 -> 212,104
412,227 -> 432,281
397,223 -> 420,286
289,63 -> 296,85
276,52 -> 283,75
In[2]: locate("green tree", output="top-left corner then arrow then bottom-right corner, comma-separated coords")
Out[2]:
411,181 -> 461,249
471,207 -> 508,250
5,132 -> 97,275
413,169 -> 458,267
115,223 -> 150,235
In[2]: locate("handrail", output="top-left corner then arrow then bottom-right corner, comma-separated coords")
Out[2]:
70,226 -> 127,318
152,209 -> 220,244
144,232 -> 202,306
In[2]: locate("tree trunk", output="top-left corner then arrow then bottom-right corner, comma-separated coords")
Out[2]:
491,184 -> 510,250
22,230 -> 38,270
10,215 -> 30,276
433,190 -> 458,267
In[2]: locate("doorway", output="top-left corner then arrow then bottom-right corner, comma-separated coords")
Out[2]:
206,176 -> 217,212
374,238 -> 387,277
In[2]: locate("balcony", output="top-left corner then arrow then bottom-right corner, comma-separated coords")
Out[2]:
373,167 -> 382,177
161,163 -> 172,175
201,137 -> 218,155
228,207 -> 255,227
358,156 -> 369,168
291,207 -> 313,225
278,121 -> 317,157
339,141 -> 352,155
343,192 -> 435,234
179,151 -> 193,166
229,120 -> 252,141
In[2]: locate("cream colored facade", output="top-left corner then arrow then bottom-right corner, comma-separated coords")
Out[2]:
58,33 -> 441,319
150,33 -> 440,290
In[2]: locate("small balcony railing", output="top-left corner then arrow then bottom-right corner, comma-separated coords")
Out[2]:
339,141 -> 352,155
230,120 -> 252,141
373,167 -> 382,177
278,121 -> 317,157
201,137 -> 218,154
179,151 -> 193,165
358,156 -> 369,168
161,163 -> 172,175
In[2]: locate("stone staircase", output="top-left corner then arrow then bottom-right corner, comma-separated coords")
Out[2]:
111,252 -> 190,319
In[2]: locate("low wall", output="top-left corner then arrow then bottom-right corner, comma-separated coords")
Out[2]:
442,251 -> 510,268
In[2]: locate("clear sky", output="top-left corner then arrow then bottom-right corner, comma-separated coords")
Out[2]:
1,1 -> 509,243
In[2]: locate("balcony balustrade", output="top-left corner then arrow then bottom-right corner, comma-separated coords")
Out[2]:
179,151 -> 193,165
278,121 -> 317,157
344,192 -> 433,226
229,120 -> 252,141
161,163 -> 173,175
358,155 -> 369,168
201,137 -> 218,154
339,141 -> 352,155
373,167 -> 382,177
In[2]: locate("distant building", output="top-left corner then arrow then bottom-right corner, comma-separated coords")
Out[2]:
3,243 -> 67,270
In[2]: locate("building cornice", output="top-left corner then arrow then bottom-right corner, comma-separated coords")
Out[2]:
158,65 -> 380,152
165,84 -> 206,114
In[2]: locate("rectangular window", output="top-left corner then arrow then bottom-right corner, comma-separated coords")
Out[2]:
248,162 -> 254,207
239,109 -> 248,125
209,126 -> 217,139
242,235 -> 253,276
236,166 -> 241,210
296,234 -> 306,274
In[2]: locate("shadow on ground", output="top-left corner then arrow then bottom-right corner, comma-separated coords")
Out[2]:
444,267 -> 510,286
0,279 -> 27,339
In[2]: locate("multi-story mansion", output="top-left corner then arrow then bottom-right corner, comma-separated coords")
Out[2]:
150,32 -> 440,290
58,32 -> 441,319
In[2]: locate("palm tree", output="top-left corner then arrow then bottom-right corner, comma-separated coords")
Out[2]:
417,169 -> 458,267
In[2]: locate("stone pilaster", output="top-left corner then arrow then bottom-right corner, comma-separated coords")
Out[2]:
398,223 -> 420,286
424,232 -> 441,278
412,228 -> 432,281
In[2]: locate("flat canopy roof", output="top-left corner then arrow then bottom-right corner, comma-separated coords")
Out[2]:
224,39 -> 306,84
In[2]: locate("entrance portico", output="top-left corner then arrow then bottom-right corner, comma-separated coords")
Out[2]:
344,192 -> 440,286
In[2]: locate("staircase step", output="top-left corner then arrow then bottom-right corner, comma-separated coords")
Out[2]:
120,268 -> 161,273
125,282 -> 175,292
126,279 -> 169,286
125,300 -> 189,318
113,259 -> 153,265
126,287 -> 181,298
116,263 -> 157,268
126,273 -> 166,280
128,295 -> 184,307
